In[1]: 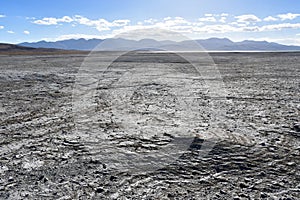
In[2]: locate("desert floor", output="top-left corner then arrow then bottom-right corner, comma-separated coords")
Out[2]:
0,52 -> 299,199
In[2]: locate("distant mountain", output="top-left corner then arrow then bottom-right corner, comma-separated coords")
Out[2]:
19,38 -> 300,51
196,38 -> 235,50
20,38 -> 103,51
196,38 -> 300,51
233,40 -> 297,51
0,43 -> 85,55
0,43 -> 36,51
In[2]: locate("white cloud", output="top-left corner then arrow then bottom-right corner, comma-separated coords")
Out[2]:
0,14 -> 5,18
219,17 -> 227,23
144,18 -> 158,24
43,34 -> 108,41
112,28 -> 188,41
221,13 -> 229,17
73,15 -> 95,26
193,24 -> 240,33
0,26 -> 4,29
7,30 -> 14,34
193,22 -> 300,34
111,19 -> 130,27
230,23 -> 300,32
61,16 -> 73,23
24,30 -> 30,35
235,14 -> 261,24
30,14 -> 300,42
73,15 -> 130,31
198,16 -> 217,22
242,26 -> 260,32
200,13 -> 228,23
277,13 -> 300,21
33,15 -> 130,32
145,17 -> 191,31
261,23 -> 300,31
264,16 -> 278,22
105,20 -> 300,36
230,22 -> 247,27
33,16 -> 73,25
34,18 -> 58,25
162,16 -> 190,26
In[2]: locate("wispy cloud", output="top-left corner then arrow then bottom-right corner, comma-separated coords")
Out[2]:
143,18 -> 158,24
195,24 -> 239,33
7,30 -> 14,34
74,15 -> 130,31
31,14 -> 300,41
235,14 -> 261,24
26,17 -> 36,20
219,17 -> 227,23
264,16 -> 278,22
0,26 -> 4,29
221,13 -> 229,17
261,23 -> 300,31
33,15 -> 130,32
277,13 -> 300,21
33,16 -> 73,25
43,34 -> 108,41
198,16 -> 217,22
0,14 -> 5,18
24,30 -> 30,35
160,17 -> 191,27
199,14 -> 228,23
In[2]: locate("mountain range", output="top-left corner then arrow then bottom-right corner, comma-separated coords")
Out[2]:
0,43 -> 85,55
19,38 -> 300,51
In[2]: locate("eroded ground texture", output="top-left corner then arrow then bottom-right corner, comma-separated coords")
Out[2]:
0,52 -> 299,199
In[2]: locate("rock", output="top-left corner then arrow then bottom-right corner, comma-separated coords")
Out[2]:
239,182 -> 248,188
110,176 -> 117,182
95,187 -> 104,193
220,190 -> 227,194
260,193 -> 268,198
293,123 -> 300,132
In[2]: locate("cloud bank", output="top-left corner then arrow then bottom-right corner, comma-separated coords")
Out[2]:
31,13 -> 300,43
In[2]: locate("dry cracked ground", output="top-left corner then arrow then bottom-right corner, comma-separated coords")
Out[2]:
0,52 -> 299,199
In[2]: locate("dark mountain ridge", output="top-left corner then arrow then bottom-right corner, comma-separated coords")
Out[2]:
19,37 -> 300,51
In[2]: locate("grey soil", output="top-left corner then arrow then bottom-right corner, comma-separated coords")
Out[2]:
0,52 -> 299,199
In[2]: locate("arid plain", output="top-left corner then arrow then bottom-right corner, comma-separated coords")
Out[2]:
0,51 -> 299,199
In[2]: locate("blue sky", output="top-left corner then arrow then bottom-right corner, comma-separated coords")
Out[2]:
1,0 -> 300,45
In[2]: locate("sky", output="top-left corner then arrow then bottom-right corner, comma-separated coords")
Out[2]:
1,0 -> 300,45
